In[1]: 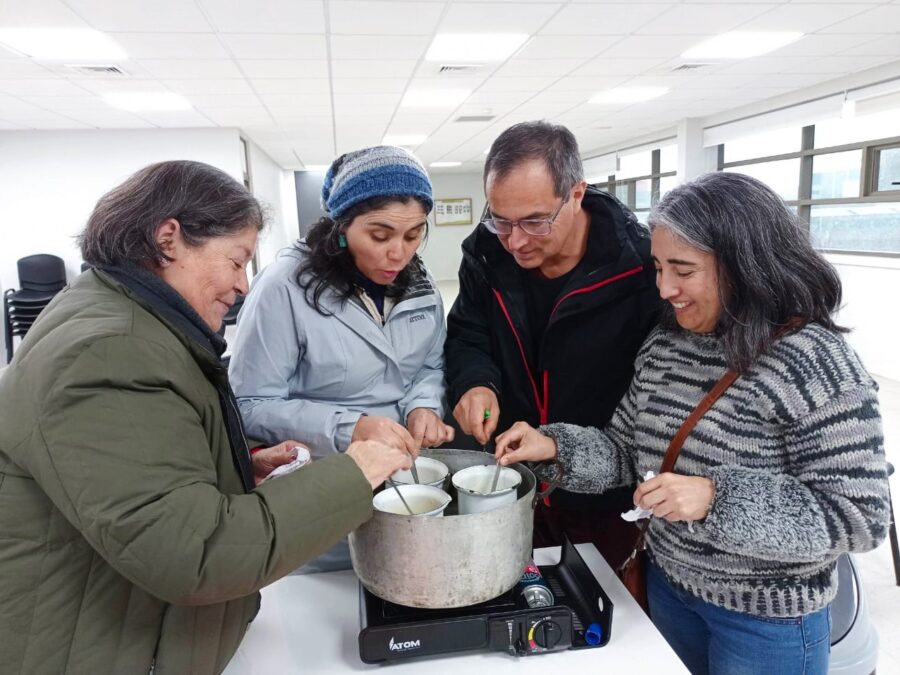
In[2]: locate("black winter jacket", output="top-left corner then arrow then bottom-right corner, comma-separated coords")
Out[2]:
445,188 -> 661,510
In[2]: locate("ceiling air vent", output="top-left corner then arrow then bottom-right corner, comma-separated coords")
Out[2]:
438,64 -> 483,75
65,64 -> 127,76
455,114 -> 495,123
670,63 -> 710,72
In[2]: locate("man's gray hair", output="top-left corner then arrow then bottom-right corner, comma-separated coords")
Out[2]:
648,171 -> 844,372
484,121 -> 583,198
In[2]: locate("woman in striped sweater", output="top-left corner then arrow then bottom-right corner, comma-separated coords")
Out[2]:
495,171 -> 891,674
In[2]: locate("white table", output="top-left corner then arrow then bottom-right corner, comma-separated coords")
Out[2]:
224,544 -> 688,674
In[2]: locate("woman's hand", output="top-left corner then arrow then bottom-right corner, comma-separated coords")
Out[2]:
406,408 -> 455,448
494,421 -> 558,465
346,440 -> 412,489
252,440 -> 305,486
352,415 -> 418,456
633,474 -> 715,522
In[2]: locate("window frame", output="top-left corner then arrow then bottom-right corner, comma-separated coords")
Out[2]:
720,126 -> 900,258
593,148 -> 676,218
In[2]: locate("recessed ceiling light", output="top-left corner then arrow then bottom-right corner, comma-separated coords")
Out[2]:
402,88 -> 471,108
302,164 -> 329,172
430,161 -> 462,168
0,27 -> 127,60
426,33 -> 529,63
103,92 -> 193,112
589,87 -> 669,104
681,31 -> 804,60
383,134 -> 428,147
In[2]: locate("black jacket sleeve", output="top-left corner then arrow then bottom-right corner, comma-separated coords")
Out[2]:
444,253 -> 502,407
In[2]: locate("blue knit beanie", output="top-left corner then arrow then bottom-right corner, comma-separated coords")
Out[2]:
321,145 -> 433,219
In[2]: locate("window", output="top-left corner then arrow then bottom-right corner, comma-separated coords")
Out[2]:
725,159 -> 801,201
811,150 -> 861,200
617,150 -> 652,180
874,145 -> 900,194
810,203 -> 900,254
606,144 -> 678,216
720,120 -> 900,255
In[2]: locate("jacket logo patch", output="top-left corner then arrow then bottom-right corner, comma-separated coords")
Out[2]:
409,313 -> 426,323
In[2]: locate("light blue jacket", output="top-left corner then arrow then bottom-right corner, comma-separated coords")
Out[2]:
229,243 -> 447,457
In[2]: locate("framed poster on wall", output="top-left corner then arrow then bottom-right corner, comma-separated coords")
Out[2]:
434,198 -> 473,226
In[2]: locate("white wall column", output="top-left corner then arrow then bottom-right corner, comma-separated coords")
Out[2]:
676,118 -> 718,183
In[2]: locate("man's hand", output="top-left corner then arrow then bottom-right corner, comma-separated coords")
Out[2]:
406,408 -> 455,448
633,474 -> 715,522
352,415 -> 418,456
452,386 -> 499,445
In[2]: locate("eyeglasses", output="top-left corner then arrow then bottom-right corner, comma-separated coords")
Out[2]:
481,196 -> 568,237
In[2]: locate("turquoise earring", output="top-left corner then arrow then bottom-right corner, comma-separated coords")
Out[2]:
338,233 -> 347,248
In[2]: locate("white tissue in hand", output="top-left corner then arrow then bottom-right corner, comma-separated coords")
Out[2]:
621,471 -> 656,522
261,446 -> 312,483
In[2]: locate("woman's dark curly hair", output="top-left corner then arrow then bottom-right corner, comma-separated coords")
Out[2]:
296,195 -> 430,315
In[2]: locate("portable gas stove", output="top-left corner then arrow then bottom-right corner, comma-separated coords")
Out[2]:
358,539 -> 613,664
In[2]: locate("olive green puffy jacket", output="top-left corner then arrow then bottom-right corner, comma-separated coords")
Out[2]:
0,270 -> 373,674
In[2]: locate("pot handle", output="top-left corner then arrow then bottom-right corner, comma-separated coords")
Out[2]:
531,462 -> 565,510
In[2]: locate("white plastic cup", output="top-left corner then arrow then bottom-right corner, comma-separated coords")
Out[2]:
451,465 -> 522,515
390,456 -> 450,488
373,484 -> 452,517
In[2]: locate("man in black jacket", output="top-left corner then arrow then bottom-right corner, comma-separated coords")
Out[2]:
445,121 -> 660,568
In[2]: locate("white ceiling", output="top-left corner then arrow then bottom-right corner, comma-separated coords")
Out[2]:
1,0 -> 899,171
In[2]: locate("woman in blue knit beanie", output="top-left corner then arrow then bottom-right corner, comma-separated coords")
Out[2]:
228,146 -> 454,570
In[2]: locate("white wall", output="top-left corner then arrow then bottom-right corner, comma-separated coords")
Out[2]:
0,127 -> 302,363
827,254 -> 900,381
245,138 -> 299,269
0,128 -> 243,294
421,172 -> 485,281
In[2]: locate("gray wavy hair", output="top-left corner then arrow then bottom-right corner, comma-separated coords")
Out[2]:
648,171 -> 845,372
79,160 -> 265,268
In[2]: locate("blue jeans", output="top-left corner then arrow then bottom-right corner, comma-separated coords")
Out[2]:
647,561 -> 831,675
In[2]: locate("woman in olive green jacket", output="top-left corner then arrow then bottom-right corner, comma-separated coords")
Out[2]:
0,161 -> 410,674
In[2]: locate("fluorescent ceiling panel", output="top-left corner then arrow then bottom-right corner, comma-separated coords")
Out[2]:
0,27 -> 127,60
425,33 -> 529,63
681,32 -> 804,60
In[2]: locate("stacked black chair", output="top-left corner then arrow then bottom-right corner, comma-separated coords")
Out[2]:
3,254 -> 67,363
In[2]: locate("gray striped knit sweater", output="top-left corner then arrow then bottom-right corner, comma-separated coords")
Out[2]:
537,324 -> 890,617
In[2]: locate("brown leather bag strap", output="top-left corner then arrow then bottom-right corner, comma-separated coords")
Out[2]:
659,368 -> 740,474
626,366 -> 740,551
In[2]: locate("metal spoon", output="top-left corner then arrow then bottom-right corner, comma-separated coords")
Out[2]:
387,479 -> 415,515
409,452 -> 420,484
489,458 -> 502,493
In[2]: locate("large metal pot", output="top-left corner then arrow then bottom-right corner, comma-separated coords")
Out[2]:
349,448 -> 549,609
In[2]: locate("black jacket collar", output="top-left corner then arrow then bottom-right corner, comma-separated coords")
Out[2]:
98,263 -> 227,361
462,187 -> 650,313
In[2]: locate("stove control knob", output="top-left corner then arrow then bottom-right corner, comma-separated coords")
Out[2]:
532,620 -> 562,649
